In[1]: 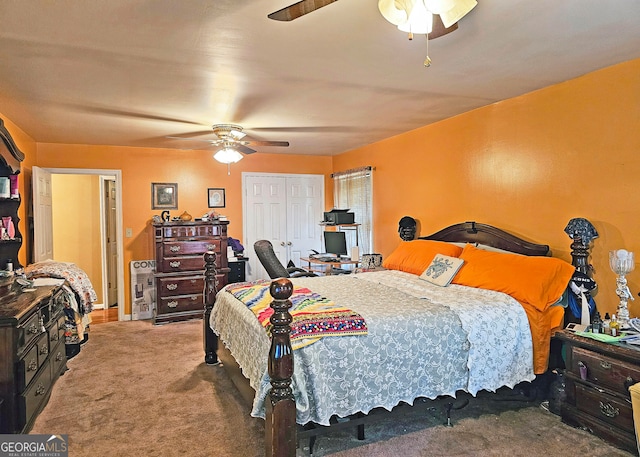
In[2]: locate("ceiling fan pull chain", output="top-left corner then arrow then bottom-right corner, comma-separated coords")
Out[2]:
424,34 -> 431,67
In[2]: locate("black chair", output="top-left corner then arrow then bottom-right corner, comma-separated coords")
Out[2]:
254,240 -> 317,279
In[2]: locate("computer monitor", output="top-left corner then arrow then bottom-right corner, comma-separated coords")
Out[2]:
323,231 -> 348,257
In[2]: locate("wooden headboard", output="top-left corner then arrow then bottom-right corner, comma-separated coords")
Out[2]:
420,221 -> 550,257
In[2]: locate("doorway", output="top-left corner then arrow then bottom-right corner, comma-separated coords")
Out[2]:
32,167 -> 126,321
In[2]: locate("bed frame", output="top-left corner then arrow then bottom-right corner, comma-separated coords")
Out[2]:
202,221 -> 551,457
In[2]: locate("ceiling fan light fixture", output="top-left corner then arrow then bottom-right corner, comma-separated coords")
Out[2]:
214,147 -> 243,164
431,0 -> 477,28
397,1 -> 433,35
378,0 -> 476,34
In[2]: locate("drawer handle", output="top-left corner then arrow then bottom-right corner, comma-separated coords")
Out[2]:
624,377 -> 635,390
35,384 -> 46,396
166,284 -> 178,291
206,244 -> 216,250
190,296 -> 198,301
28,359 -> 37,372
170,246 -> 181,252
40,346 -> 49,356
600,361 -> 612,369
56,352 -> 63,361
190,279 -> 197,284
170,261 -> 181,268
28,323 -> 39,334
599,401 -> 619,418
167,300 -> 178,308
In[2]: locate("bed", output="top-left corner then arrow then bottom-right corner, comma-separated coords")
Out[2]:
203,221 -> 575,456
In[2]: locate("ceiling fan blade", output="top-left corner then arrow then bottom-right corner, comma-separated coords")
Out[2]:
248,126 -> 357,133
428,15 -> 458,40
71,105 -> 204,125
268,0 -> 338,21
243,140 -> 290,147
166,136 -> 220,144
236,144 -> 257,155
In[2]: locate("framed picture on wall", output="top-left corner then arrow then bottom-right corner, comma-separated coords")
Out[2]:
208,188 -> 225,208
151,182 -> 178,209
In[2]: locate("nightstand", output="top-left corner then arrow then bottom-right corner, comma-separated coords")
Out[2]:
228,258 -> 248,283
555,330 -> 640,454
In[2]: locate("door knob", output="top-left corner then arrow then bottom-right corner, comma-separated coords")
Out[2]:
280,241 -> 286,246
287,241 -> 292,246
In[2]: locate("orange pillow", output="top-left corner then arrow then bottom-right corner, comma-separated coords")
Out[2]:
382,240 -> 463,276
452,244 -> 575,312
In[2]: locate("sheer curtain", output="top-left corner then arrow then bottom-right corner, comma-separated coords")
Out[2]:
332,166 -> 373,255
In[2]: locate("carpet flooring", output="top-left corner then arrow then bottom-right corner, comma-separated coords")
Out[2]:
31,319 -> 636,456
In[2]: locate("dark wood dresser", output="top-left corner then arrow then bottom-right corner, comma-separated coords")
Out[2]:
152,220 -> 229,324
555,330 -> 640,454
0,279 -> 67,433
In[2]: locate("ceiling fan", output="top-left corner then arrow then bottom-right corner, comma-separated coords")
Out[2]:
267,0 -> 477,40
168,124 -> 289,163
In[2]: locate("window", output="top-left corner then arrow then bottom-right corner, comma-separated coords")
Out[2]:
332,166 -> 373,255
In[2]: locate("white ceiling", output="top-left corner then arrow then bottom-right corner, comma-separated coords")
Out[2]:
0,0 -> 639,157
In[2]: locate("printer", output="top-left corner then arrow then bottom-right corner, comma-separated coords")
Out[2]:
323,208 -> 355,225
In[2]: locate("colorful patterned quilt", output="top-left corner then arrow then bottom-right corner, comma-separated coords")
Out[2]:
25,261 -> 98,314
226,280 -> 368,349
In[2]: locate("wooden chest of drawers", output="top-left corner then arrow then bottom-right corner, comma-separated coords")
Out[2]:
0,280 -> 68,433
555,330 -> 640,454
153,221 -> 229,324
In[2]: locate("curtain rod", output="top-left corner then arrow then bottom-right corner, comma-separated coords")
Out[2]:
331,166 -> 373,178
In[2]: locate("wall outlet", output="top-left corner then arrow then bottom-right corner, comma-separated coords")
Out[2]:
125,228 -> 133,238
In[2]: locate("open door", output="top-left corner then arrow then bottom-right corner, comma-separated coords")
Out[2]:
32,166 -> 53,261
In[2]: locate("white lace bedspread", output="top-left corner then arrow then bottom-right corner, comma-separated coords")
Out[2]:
210,271 -> 534,426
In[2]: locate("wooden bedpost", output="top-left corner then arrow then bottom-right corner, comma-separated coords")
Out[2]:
265,278 -> 296,457
203,251 -> 219,365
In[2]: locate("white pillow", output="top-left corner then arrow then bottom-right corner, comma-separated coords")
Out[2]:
420,254 -> 465,287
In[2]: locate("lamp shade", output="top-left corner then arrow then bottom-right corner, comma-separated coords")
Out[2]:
214,147 -> 243,164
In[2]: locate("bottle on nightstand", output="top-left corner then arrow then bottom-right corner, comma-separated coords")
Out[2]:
610,314 -> 620,337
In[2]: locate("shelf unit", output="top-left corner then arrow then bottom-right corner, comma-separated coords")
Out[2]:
0,118 -> 25,271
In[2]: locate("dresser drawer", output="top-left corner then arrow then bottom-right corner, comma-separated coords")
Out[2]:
158,294 -> 203,314
571,347 -> 640,395
157,275 -> 204,298
49,339 -> 67,378
17,311 -> 42,356
19,361 -> 53,427
48,313 -> 66,348
160,256 -> 206,273
163,240 -> 222,256
575,383 -> 634,433
18,344 -> 40,391
160,254 -> 226,273
160,224 -> 226,239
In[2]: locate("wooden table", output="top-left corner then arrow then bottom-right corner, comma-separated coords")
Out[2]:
300,257 -> 359,275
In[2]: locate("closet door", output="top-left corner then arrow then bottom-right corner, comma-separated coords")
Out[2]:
243,173 -> 323,281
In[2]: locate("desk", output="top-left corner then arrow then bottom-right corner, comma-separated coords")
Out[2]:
300,257 -> 359,275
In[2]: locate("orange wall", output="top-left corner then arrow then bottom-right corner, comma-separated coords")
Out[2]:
333,58 -> 640,317
34,145 -> 333,314
3,59 -> 639,318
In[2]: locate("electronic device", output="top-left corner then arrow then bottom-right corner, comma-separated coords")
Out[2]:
323,209 -> 355,225
566,323 -> 588,333
323,231 -> 348,257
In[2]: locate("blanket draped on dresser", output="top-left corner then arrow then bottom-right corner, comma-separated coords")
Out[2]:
226,280 -> 368,349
